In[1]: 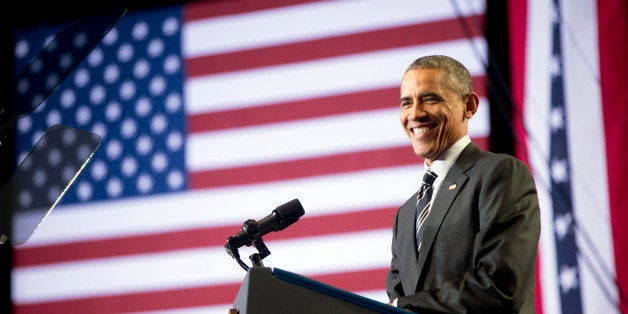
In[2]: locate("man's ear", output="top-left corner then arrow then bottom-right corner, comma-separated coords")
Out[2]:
464,92 -> 479,119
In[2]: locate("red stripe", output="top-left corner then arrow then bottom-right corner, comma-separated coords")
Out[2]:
13,267 -> 389,313
507,0 -> 530,168
597,0 -> 628,311
185,15 -> 484,77
14,206 -> 397,267
188,87 -> 398,133
507,1 -> 542,312
189,146 -> 417,189
184,0 -> 321,21
189,137 -> 489,190
187,76 -> 487,133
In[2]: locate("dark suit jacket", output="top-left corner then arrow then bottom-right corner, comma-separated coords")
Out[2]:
386,142 -> 540,313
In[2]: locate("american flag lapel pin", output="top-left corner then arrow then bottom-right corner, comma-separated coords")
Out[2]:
449,183 -> 457,190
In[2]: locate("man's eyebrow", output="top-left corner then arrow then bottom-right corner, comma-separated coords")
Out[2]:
399,96 -> 412,103
419,92 -> 440,98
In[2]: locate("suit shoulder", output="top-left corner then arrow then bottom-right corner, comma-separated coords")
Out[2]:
458,143 -> 534,179
475,150 -> 530,172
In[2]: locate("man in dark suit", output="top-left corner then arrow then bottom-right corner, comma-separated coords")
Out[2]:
386,55 -> 540,313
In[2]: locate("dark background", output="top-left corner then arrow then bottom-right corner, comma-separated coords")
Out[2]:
0,1 -> 513,312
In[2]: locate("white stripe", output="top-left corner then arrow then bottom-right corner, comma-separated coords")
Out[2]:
186,108 -> 405,171
356,289 -> 389,304
182,0 -> 485,57
20,165 -> 421,247
187,101 -> 490,171
524,2 -> 560,313
562,0 -> 617,313
184,39 -> 487,114
13,229 -> 391,303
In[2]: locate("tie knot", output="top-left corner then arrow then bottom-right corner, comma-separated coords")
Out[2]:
422,169 -> 437,186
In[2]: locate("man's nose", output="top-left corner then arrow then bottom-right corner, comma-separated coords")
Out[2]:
407,103 -> 426,119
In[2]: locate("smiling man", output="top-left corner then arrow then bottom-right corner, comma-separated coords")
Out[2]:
386,55 -> 541,313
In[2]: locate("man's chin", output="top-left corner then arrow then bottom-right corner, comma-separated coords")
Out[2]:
413,148 -> 437,161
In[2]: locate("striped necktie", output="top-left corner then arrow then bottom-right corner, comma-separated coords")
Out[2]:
416,169 -> 437,251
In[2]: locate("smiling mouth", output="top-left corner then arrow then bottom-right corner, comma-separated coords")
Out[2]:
410,126 -> 434,135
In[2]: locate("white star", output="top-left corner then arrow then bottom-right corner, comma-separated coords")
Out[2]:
59,89 -> 77,109
151,152 -> 168,173
136,172 -> 154,193
165,92 -> 182,112
121,156 -> 138,177
89,85 -> 106,105
87,48 -> 103,67
164,54 -> 180,74
136,134 -> 154,156
132,21 -> 150,41
167,169 -> 184,189
60,52 -> 74,70
133,59 -> 150,79
554,212 -> 572,240
14,39 -> 30,58
151,113 -> 167,134
551,158 -> 569,183
18,190 -> 33,208
76,181 -> 94,201
149,75 -> 166,96
103,27 -> 119,46
550,54 -> 562,77
162,16 -> 179,36
559,264 -> 579,293
119,79 -> 137,101
47,185 -> 61,203
73,31 -> 87,49
75,104 -> 92,126
135,97 -> 152,118
148,38 -> 165,58
167,131 -> 183,152
74,67 -> 90,88
106,177 -> 123,198
120,118 -> 138,139
90,159 -> 107,181
105,101 -> 122,122
104,64 -> 121,84
106,139 -> 123,160
117,43 -> 134,63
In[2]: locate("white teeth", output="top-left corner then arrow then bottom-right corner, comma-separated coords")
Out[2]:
412,127 -> 429,135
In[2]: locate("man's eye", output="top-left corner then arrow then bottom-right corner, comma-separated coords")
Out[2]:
423,96 -> 440,103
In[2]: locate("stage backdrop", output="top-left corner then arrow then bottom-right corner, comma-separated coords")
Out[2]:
10,0 -> 489,313
509,0 -> 628,313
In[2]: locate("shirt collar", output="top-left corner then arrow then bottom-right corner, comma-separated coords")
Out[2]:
424,135 -> 471,179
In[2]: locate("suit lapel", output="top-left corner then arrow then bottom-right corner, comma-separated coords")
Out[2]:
416,143 -> 481,278
399,192 -> 421,293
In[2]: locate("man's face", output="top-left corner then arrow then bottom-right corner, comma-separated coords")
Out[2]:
399,69 -> 476,164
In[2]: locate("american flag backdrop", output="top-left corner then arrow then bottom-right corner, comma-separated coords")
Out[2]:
9,1 -> 490,313
509,0 -> 628,313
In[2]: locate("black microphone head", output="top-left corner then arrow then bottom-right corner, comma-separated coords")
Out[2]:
273,199 -> 305,231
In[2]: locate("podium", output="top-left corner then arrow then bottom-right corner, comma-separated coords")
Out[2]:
231,267 -> 408,313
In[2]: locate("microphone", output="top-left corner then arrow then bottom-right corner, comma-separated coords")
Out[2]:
226,199 -> 305,250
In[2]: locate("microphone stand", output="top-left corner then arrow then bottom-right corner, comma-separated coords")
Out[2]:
249,237 -> 270,267
225,219 -> 271,271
